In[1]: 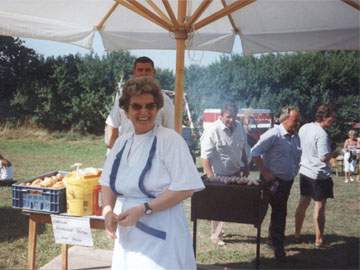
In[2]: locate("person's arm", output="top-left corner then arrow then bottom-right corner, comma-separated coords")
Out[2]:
318,134 -> 334,163
202,158 -> 215,178
343,139 -> 349,151
241,148 -> 250,177
161,93 -> 175,129
101,185 -> 119,239
117,189 -> 193,227
106,125 -> 119,149
253,156 -> 275,182
105,92 -> 121,149
320,153 -> 333,163
251,129 -> 276,181
200,128 -> 215,177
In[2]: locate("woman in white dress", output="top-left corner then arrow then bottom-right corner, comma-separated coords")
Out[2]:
100,77 -> 204,270
343,129 -> 358,183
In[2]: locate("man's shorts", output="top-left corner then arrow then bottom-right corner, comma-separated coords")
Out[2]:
300,174 -> 334,201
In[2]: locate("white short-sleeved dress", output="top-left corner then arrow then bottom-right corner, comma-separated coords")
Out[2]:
100,125 -> 204,270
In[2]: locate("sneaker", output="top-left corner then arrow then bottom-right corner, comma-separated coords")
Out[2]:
350,177 -> 354,182
315,242 -> 330,249
344,179 -> 349,183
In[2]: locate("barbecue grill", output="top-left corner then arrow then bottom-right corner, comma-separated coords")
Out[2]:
191,177 -> 271,269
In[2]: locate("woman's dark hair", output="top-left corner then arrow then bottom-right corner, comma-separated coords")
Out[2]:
315,104 -> 336,122
119,77 -> 164,112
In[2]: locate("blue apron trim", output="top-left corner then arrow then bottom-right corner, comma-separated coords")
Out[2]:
109,141 -> 127,196
136,221 -> 166,240
138,137 -> 157,199
109,135 -> 166,240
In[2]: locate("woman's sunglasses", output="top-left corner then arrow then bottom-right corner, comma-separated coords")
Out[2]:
130,102 -> 158,111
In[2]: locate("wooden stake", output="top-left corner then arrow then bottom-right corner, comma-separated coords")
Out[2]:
61,244 -> 69,270
27,217 -> 37,270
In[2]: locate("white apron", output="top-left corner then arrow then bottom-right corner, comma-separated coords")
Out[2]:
107,127 -> 198,270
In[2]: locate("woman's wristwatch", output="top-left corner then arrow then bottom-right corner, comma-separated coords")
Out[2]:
144,202 -> 153,215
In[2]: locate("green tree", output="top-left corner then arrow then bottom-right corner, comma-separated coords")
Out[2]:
0,36 -> 41,120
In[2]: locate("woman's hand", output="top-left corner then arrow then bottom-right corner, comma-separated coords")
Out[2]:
0,158 -> 10,167
104,211 -> 119,240
117,205 -> 144,227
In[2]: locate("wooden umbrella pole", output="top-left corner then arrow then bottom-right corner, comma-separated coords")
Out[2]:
174,0 -> 187,134
174,30 -> 187,133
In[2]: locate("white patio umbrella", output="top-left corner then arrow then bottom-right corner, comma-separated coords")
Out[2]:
0,0 -> 359,132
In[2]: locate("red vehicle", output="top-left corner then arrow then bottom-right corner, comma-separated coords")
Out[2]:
202,108 -> 274,147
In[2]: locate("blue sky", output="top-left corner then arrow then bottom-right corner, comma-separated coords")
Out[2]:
24,34 -> 243,71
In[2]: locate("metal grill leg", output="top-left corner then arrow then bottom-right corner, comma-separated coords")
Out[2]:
256,224 -> 261,269
193,219 -> 197,258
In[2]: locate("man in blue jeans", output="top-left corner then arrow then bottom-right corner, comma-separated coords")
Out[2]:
251,106 -> 301,260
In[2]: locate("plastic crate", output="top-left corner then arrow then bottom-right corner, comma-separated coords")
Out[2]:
12,171 -> 67,214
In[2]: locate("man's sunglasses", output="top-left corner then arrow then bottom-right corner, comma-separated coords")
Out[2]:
130,102 -> 158,111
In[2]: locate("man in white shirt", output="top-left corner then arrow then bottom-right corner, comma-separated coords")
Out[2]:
200,102 -> 249,246
105,56 -> 175,150
294,104 -> 336,249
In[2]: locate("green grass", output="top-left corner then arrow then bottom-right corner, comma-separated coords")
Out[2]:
0,135 -> 359,269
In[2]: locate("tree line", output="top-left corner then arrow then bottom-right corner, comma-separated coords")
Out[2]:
0,36 -> 359,141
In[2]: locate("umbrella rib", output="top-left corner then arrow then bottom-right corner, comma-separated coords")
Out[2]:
185,0 -> 213,30
127,0 -> 173,29
341,0 -> 360,10
145,0 -> 172,25
162,0 -> 180,29
116,0 -> 172,31
221,0 -> 240,34
96,2 -> 119,30
193,0 -> 255,31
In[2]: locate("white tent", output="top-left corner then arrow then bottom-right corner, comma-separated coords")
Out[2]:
1,0 -> 359,131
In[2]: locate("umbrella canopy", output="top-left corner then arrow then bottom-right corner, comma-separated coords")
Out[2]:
0,0 -> 359,131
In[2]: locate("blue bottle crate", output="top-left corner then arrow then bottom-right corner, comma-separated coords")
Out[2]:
12,171 -> 67,214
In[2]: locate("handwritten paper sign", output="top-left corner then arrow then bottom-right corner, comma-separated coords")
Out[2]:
51,215 -> 93,246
